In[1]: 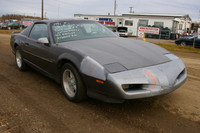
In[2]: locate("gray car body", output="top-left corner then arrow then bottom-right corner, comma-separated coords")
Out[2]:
10,19 -> 187,103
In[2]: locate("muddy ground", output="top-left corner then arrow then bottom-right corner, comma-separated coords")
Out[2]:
0,33 -> 200,133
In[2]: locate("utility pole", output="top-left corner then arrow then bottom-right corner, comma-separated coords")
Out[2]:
199,9 -> 200,21
41,0 -> 44,20
114,0 -> 116,16
45,12 -> 47,19
129,7 -> 134,13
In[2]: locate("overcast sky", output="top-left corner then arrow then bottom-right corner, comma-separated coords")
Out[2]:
0,0 -> 199,20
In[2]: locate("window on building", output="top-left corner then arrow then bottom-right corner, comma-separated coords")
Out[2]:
139,20 -> 148,27
154,22 -> 164,28
179,24 -> 183,30
84,17 -> 88,20
125,20 -> 133,26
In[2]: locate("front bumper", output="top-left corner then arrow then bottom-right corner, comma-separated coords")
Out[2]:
119,33 -> 128,37
85,59 -> 187,103
107,59 -> 187,100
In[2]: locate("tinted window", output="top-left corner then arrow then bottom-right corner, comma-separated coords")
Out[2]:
29,24 -> 48,40
51,21 -> 116,43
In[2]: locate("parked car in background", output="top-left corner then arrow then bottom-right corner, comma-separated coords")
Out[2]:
175,33 -> 200,48
106,26 -> 133,37
0,22 -> 3,29
8,22 -> 20,30
106,26 -> 120,36
1,23 -> 8,29
107,26 -> 117,32
117,27 -> 129,37
10,19 -> 187,103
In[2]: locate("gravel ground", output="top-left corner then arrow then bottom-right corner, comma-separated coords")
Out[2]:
0,34 -> 200,133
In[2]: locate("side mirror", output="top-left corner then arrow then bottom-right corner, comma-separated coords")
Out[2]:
37,37 -> 49,45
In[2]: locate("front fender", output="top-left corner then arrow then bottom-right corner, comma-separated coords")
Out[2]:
10,34 -> 20,53
80,56 -> 107,81
57,52 -> 84,71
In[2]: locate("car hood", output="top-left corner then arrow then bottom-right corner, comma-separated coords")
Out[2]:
60,37 -> 171,71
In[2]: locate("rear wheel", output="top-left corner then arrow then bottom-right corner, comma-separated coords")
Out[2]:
15,47 -> 27,71
61,63 -> 86,102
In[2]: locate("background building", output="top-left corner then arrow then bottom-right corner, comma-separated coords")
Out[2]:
191,20 -> 200,33
74,13 -> 192,38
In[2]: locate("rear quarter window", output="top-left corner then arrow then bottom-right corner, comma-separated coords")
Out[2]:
29,24 -> 48,40
21,24 -> 33,36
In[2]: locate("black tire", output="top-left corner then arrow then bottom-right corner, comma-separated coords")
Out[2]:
180,41 -> 186,46
15,47 -> 27,71
61,63 -> 86,102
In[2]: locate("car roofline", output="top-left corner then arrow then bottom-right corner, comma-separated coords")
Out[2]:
33,19 -> 95,24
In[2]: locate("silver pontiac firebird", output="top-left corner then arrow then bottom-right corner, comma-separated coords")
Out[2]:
10,19 -> 187,103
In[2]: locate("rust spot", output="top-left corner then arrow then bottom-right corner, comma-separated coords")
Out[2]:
144,69 -> 157,90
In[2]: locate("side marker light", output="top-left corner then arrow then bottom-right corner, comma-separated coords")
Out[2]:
96,80 -> 104,84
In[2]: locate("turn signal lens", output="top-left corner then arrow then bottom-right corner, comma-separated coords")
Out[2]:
122,84 -> 129,89
96,80 -> 104,84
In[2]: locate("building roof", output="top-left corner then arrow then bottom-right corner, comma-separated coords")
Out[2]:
122,13 -> 191,20
74,14 -> 118,17
74,13 -> 191,20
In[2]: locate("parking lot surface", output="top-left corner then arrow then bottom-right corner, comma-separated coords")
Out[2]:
0,34 -> 200,133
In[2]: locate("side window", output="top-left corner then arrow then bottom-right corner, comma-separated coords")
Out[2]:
29,24 -> 48,40
139,20 -> 148,27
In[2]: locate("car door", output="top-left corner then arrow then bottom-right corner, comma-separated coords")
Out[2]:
194,37 -> 200,48
185,37 -> 194,46
22,23 -> 55,74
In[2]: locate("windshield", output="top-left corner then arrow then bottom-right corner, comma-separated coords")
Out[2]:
117,27 -> 127,33
51,21 -> 117,43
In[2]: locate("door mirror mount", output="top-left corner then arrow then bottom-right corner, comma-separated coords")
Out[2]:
37,37 -> 49,45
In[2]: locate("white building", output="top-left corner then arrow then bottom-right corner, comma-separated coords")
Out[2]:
74,13 -> 192,36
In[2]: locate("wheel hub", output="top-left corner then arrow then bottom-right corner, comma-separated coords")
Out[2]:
16,51 -> 22,68
63,69 -> 77,97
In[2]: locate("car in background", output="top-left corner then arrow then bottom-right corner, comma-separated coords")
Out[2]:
107,26 -> 117,32
107,26 -> 132,37
0,22 -> 3,29
117,27 -> 129,37
8,22 -> 20,30
175,33 -> 200,48
10,19 -> 187,103
1,23 -> 8,29
106,26 -> 120,36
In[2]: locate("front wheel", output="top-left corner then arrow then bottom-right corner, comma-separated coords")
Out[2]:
61,63 -> 86,102
180,41 -> 186,46
15,47 -> 27,71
